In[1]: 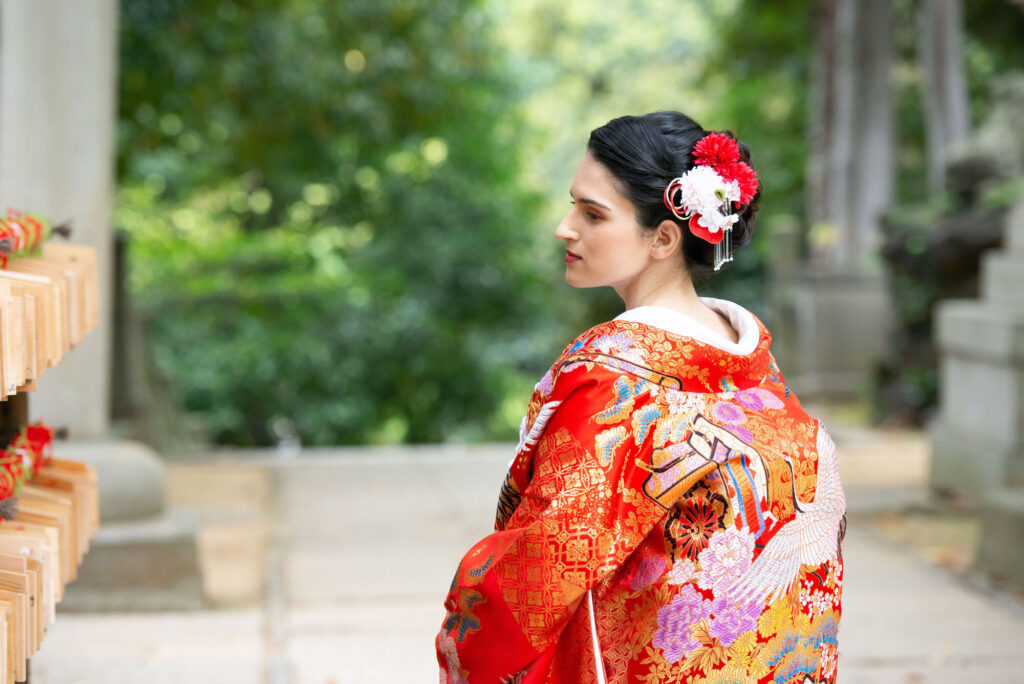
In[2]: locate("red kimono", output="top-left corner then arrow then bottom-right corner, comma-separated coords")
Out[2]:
437,299 -> 845,683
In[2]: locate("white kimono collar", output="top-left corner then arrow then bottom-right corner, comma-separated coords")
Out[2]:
613,297 -> 760,356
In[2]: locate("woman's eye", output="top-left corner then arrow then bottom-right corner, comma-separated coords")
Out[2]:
569,200 -> 600,221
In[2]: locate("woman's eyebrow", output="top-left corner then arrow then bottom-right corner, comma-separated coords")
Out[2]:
569,190 -> 612,211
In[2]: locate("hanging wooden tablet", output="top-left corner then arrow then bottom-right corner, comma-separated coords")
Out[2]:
42,242 -> 99,336
0,294 -> 25,394
13,500 -> 73,586
0,273 -> 55,375
0,525 -> 59,607
0,593 -> 24,682
30,471 -> 91,565
0,569 -> 33,656
0,613 -> 8,684
13,249 -> 88,348
0,603 -> 13,684
0,569 -> 32,659
23,556 -> 45,641
0,555 -> 41,656
4,260 -> 73,354
7,287 -> 34,392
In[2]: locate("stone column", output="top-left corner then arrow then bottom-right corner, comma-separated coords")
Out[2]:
933,198 -> 1024,592
931,198 -> 1024,501
0,0 -> 118,439
917,0 -> 970,194
789,0 -> 895,398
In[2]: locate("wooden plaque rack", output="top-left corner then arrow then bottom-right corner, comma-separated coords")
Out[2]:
0,241 -> 101,682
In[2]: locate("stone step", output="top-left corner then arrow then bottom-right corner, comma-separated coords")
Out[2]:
935,299 -> 1024,363
930,422 -> 1024,504
60,507 -> 204,612
53,438 -> 166,522
976,488 -> 1024,594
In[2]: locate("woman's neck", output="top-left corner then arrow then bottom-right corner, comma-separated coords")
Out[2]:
615,267 -> 739,344
616,265 -> 702,316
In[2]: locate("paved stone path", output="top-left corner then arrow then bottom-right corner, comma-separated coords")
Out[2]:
27,431 -> 1024,683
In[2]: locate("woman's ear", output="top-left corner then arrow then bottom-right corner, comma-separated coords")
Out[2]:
649,219 -> 683,260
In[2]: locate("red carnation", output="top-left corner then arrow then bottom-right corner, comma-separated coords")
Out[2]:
693,133 -> 740,169
722,161 -> 759,206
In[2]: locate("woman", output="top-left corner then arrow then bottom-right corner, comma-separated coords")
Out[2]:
437,111 -> 845,683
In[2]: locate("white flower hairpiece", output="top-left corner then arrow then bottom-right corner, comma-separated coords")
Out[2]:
662,132 -> 760,271
667,166 -> 741,234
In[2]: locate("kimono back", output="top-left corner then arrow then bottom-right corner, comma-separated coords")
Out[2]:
438,301 -> 845,684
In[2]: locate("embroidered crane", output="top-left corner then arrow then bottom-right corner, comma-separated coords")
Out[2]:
726,421 -> 846,605
514,400 -> 562,459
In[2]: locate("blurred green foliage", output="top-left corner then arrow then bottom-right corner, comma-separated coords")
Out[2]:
119,0 -> 1023,445
118,0 -> 560,445
491,0 -> 810,327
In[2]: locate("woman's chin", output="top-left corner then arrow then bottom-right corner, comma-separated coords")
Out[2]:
564,271 -> 586,288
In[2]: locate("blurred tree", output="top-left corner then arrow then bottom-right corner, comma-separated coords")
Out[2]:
872,0 -> 1024,426
118,0 -> 556,446
918,0 -> 970,193
806,0 -> 895,271
697,0 -> 814,313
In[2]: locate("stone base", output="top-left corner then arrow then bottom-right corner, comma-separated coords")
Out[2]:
975,488 -> 1024,593
60,508 -> 205,612
789,270 -> 891,399
54,439 -> 167,522
930,298 -> 1024,503
930,422 -> 1024,505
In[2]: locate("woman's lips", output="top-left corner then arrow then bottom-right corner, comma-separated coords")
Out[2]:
565,250 -> 581,263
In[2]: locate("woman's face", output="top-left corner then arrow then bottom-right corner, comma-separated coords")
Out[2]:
555,152 -> 655,292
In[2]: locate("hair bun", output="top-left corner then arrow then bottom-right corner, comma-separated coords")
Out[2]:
588,112 -> 761,278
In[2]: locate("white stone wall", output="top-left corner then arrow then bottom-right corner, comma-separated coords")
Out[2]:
0,0 -> 118,437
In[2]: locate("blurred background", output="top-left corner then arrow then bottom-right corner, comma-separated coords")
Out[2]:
1,0 -> 1023,682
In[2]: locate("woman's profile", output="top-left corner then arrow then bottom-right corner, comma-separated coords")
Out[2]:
437,111 -> 845,683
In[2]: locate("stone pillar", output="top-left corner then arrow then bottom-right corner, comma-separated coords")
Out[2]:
931,198 -> 1024,502
0,0 -> 118,439
935,197 -> 1024,592
917,0 -> 970,194
787,0 -> 895,398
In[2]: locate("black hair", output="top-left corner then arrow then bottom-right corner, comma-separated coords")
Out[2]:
586,111 -> 761,282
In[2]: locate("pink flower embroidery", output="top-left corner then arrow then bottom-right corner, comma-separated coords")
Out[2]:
697,527 -> 755,594
735,387 -> 784,410
631,555 -> 668,591
652,584 -> 710,663
711,400 -> 746,425
708,594 -> 761,647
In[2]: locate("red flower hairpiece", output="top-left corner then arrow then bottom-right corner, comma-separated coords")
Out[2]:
693,132 -> 740,167
692,132 -> 758,206
662,131 -> 760,271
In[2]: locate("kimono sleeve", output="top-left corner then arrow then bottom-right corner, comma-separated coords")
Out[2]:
436,363 -> 696,683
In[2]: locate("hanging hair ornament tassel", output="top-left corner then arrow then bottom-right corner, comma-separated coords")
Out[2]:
662,132 -> 758,271
714,225 -> 733,271
0,209 -> 72,269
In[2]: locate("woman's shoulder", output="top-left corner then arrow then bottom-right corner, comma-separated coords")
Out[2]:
547,319 -> 667,384
545,308 -> 769,395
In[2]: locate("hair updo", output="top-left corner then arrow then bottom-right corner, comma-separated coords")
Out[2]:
586,111 -> 761,280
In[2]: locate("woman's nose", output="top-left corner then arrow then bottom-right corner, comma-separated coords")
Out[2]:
555,212 -> 577,241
